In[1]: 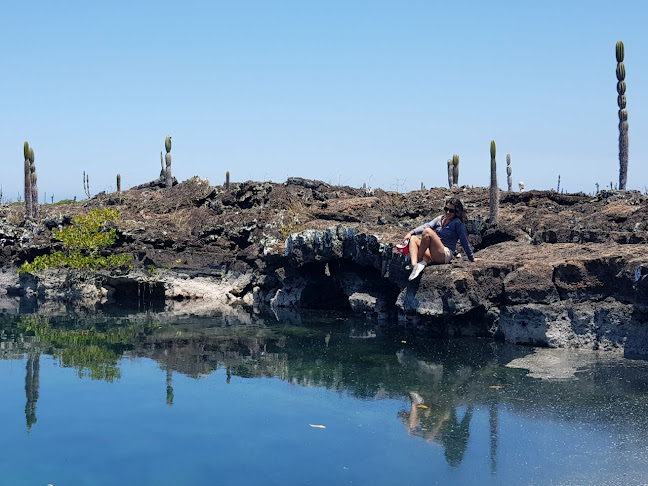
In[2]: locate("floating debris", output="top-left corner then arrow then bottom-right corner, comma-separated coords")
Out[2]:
309,424 -> 326,429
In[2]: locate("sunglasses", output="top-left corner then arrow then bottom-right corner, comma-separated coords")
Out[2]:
443,207 -> 456,214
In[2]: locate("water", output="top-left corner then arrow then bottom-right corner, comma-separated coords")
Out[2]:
1,310 -> 648,485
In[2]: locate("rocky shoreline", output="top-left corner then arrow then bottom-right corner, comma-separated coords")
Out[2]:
1,176 -> 647,356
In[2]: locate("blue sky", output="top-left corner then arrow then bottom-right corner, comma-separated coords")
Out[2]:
1,1 -> 647,202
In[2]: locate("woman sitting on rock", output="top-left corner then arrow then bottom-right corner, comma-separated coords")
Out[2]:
402,197 -> 475,281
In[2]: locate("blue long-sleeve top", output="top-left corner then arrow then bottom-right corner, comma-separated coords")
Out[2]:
411,215 -> 475,262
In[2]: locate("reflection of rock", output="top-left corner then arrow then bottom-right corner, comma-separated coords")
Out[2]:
497,300 -> 648,357
505,347 -> 625,380
0,295 -> 20,314
6,309 -> 648,450
349,325 -> 376,339
269,306 -> 303,326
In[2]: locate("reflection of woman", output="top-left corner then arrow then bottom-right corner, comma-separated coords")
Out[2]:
399,392 -> 473,468
399,392 -> 450,443
402,198 -> 475,281
438,406 -> 473,467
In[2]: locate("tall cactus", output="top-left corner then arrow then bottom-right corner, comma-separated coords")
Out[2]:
164,136 -> 173,188
452,154 -> 459,187
29,148 -> 38,219
616,41 -> 629,190
225,171 -> 230,191
447,159 -> 453,188
116,174 -> 121,193
24,142 -> 32,219
506,154 -> 512,191
159,151 -> 165,179
489,140 -> 499,225
83,171 -> 91,199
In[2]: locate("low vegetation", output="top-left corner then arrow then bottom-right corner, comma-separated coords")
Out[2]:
19,207 -> 131,274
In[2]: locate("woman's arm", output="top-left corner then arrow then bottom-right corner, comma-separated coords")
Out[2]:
409,222 -> 427,236
411,215 -> 442,236
456,222 -> 475,262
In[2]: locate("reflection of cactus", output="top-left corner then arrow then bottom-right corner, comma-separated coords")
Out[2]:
24,142 -> 32,219
225,171 -> 230,190
25,353 -> 40,430
165,136 -> 173,188
447,159 -> 453,188
506,154 -> 512,191
452,154 -> 459,187
616,41 -> 629,190
489,140 -> 499,224
116,174 -> 121,193
166,368 -> 174,406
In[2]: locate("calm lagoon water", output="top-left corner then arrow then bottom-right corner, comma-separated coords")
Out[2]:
1,310 -> 648,485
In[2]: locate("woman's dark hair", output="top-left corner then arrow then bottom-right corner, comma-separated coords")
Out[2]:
445,197 -> 466,223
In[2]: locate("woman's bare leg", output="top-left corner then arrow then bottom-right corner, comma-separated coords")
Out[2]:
419,228 -> 446,264
408,237 -> 420,265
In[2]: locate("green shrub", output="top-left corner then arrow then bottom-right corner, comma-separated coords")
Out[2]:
19,208 -> 131,273
51,199 -> 78,206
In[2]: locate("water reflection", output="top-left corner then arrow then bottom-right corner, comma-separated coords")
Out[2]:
12,316 -> 156,382
24,352 -> 40,431
2,309 -> 648,474
166,366 -> 174,406
489,404 -> 498,475
399,392 -> 474,467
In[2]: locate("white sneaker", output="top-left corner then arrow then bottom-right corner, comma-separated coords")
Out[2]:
408,261 -> 427,281
410,391 -> 424,405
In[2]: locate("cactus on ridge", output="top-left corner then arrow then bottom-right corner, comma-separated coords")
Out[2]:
165,136 -> 173,188
452,154 -> 459,187
83,171 -> 91,199
616,41 -> 629,190
24,142 -> 32,219
506,154 -> 512,191
160,151 -> 165,179
489,140 -> 499,225
29,148 -> 39,219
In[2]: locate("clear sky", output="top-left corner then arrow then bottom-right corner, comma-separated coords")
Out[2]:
1,0 -> 647,202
